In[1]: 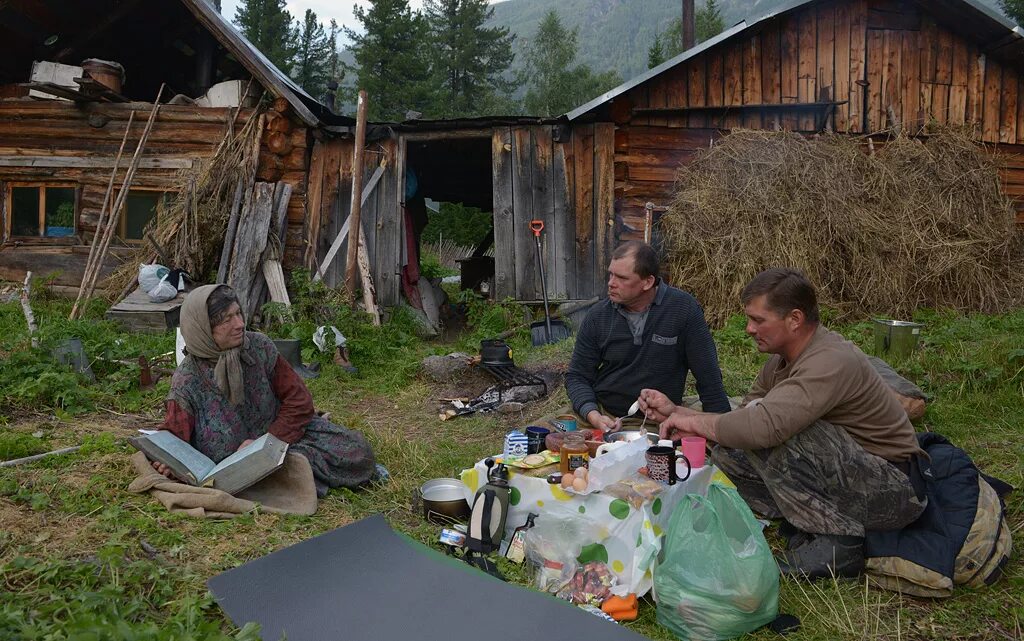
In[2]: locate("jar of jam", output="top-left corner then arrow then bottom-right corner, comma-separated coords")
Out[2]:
559,432 -> 589,475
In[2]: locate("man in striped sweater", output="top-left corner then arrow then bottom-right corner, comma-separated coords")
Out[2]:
565,241 -> 731,433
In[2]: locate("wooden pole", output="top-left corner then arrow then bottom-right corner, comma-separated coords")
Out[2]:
0,446 -> 81,468
682,0 -> 695,50
81,89 -> 164,296
315,164 -> 384,283
344,90 -> 369,305
81,110 -> 135,295
21,272 -> 38,348
216,181 -> 245,283
71,85 -> 164,319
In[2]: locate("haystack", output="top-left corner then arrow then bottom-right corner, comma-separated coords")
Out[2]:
106,107 -> 265,296
661,129 -> 1024,326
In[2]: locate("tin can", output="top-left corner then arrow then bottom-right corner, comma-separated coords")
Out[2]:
439,526 -> 467,547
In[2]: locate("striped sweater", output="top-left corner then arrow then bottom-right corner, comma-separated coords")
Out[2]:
566,280 -> 731,419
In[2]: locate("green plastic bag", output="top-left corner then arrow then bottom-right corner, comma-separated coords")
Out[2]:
654,483 -> 779,640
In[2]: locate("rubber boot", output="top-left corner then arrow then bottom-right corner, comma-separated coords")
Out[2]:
777,534 -> 865,579
778,520 -> 814,550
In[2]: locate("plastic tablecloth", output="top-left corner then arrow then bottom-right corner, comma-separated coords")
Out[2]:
461,459 -> 730,596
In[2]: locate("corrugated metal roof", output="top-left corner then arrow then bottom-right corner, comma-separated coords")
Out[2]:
565,0 -> 1024,122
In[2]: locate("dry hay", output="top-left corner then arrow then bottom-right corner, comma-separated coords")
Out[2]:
661,128 -> 1024,326
105,107 -> 266,296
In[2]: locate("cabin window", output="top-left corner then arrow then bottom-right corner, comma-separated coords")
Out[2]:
121,190 -> 170,241
7,184 -> 77,238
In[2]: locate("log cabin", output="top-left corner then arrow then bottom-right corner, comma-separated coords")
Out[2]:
566,0 -> 1024,239
3,0 -> 1021,313
0,0 -> 352,295
319,0 -> 1024,310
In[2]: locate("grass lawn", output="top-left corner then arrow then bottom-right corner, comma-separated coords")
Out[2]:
0,284 -> 1021,640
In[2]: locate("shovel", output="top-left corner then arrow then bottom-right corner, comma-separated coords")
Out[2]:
529,220 -> 571,346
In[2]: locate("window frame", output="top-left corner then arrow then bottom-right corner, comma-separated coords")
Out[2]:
4,182 -> 79,242
117,187 -> 171,244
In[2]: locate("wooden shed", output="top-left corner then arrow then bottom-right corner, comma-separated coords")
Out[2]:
0,0 -> 352,293
565,0 -> 1024,234
307,118 -> 618,305
316,0 -> 1024,313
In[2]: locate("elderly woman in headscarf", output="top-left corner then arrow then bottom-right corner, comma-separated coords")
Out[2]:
152,284 -> 377,497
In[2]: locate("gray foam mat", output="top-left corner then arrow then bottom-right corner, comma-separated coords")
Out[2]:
207,514 -> 650,641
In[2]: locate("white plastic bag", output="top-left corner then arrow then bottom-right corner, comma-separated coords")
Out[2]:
586,437 -> 648,493
147,274 -> 177,303
313,325 -> 347,352
138,264 -> 169,292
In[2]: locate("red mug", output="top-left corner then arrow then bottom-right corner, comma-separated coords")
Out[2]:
645,446 -> 691,485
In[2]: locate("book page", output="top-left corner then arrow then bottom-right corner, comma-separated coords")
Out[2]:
135,431 -> 216,482
207,434 -> 271,477
206,434 -> 288,495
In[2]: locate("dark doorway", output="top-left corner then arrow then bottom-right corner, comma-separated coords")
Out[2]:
405,136 -> 495,295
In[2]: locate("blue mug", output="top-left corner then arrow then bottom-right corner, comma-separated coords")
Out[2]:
552,414 -> 578,431
525,426 -> 551,454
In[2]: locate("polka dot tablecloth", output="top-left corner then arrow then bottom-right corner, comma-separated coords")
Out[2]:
461,460 -> 729,596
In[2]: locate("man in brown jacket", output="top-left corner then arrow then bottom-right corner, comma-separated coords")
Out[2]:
641,268 -> 926,579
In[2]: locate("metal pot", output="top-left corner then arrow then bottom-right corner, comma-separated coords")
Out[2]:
415,478 -> 471,525
603,430 -> 658,445
479,339 -> 513,365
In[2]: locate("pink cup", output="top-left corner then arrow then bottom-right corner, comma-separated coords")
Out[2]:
680,436 -> 707,468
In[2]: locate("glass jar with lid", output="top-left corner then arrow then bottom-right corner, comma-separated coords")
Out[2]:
559,432 -> 589,475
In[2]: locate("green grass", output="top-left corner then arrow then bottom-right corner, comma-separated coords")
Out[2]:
1,287 -> 1021,640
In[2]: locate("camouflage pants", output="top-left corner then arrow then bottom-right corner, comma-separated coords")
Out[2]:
711,420 -> 926,537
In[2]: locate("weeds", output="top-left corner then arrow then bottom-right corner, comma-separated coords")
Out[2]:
1,283 -> 1021,641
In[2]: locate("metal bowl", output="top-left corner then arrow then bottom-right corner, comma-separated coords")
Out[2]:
603,430 -> 658,445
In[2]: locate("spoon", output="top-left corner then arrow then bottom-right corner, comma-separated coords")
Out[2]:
608,399 -> 643,433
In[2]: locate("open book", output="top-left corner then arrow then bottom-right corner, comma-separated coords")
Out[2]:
131,431 -> 289,495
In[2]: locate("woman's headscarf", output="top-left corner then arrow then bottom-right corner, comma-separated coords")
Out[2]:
179,284 -> 249,405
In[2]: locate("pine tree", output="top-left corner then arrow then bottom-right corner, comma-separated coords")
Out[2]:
423,0 -> 516,118
1002,0 -> 1024,24
345,0 -> 432,121
233,0 -> 297,74
327,19 -> 345,110
695,0 -> 725,44
648,35 -> 666,69
521,10 -> 621,117
293,9 -> 332,100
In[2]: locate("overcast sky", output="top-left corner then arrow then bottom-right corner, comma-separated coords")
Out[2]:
219,1 -> 498,45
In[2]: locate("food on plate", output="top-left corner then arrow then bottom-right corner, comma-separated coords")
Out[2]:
522,453 -> 547,466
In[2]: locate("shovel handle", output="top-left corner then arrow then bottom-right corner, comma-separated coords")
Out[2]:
529,220 -> 544,236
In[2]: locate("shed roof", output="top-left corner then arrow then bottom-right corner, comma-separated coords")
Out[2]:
566,0 -> 1024,121
0,0 -> 350,128
182,0 -> 350,127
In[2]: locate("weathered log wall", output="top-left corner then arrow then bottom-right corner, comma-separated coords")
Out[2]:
608,0 -> 1024,225
619,0 -> 1024,145
489,123 -> 614,302
0,100 -> 311,287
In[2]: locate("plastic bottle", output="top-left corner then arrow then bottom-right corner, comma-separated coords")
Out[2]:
560,432 -> 589,475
